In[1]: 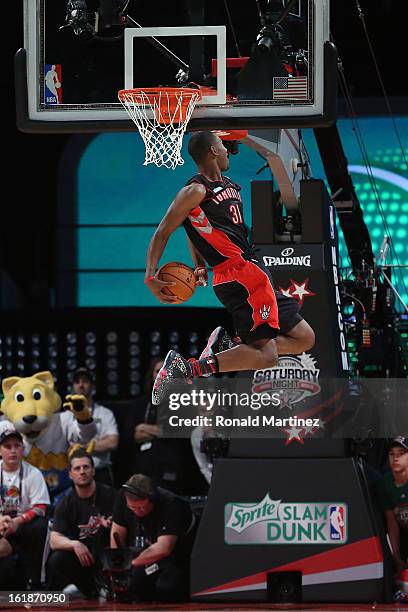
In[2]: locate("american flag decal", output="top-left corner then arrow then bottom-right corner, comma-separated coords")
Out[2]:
273,76 -> 308,100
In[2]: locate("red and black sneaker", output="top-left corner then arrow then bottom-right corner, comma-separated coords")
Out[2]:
198,326 -> 236,377
199,326 -> 235,359
151,350 -> 192,405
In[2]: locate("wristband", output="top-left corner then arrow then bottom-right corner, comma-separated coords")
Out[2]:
144,276 -> 155,284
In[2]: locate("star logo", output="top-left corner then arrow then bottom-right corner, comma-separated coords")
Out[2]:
277,390 -> 292,410
302,424 -> 316,436
284,426 -> 304,445
279,287 -> 293,298
303,419 -> 323,436
278,278 -> 316,306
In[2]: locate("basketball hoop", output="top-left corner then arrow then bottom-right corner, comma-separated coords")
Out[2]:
118,87 -> 202,170
212,130 -> 249,141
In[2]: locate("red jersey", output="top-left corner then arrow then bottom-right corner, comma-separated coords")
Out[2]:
183,174 -> 253,268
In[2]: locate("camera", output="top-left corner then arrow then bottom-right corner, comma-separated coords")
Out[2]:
100,547 -> 133,597
267,571 -> 302,603
257,22 -> 285,54
200,433 -> 229,459
256,1 -> 289,55
64,1 -> 94,40
61,0 -> 127,40
101,547 -> 133,573
99,536 -> 147,599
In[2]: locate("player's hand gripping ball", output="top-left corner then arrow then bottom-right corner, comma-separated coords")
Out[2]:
157,262 -> 196,303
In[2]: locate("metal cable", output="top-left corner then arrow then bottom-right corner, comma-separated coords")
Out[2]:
222,0 -> 241,57
336,55 -> 408,308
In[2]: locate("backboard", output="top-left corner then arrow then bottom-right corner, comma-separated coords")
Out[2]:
16,0 -> 337,133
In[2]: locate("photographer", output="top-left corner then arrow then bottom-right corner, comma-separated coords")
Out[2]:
110,474 -> 196,602
47,449 -> 116,598
0,429 -> 50,589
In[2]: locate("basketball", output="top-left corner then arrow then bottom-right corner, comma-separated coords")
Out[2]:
157,262 -> 196,303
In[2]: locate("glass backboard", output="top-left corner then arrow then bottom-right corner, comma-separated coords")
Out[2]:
16,0 -> 336,132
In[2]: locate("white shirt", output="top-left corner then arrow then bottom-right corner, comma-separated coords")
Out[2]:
0,460 -> 50,515
90,402 -> 119,469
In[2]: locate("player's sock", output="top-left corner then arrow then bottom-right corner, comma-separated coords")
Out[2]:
188,355 -> 219,377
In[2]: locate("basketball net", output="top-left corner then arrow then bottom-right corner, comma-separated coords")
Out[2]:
118,88 -> 202,170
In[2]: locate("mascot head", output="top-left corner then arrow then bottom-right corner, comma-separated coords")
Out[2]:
1,371 -> 61,441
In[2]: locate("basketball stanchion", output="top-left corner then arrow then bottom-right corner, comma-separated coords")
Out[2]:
118,87 -> 202,169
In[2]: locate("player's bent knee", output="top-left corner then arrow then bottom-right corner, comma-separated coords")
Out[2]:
294,323 -> 315,352
303,328 -> 315,351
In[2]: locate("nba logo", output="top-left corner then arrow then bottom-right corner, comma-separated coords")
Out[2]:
329,505 -> 345,541
44,64 -> 62,104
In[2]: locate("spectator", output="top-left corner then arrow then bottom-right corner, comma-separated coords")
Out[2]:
72,367 -> 119,486
110,473 -> 196,602
0,429 -> 50,589
123,358 -> 205,494
375,437 -> 408,575
47,449 -> 116,598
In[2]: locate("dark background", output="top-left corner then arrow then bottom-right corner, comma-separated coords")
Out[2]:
4,0 -> 406,308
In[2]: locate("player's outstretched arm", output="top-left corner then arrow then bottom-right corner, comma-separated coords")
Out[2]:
145,183 -> 206,303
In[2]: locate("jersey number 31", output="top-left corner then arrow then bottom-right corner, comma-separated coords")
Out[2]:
229,204 -> 243,224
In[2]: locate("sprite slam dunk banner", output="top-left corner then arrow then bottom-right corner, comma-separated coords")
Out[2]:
225,494 -> 347,545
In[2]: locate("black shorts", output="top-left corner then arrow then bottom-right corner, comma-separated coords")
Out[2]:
213,256 -> 302,344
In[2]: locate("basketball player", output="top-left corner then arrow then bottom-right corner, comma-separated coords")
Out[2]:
145,131 -> 315,405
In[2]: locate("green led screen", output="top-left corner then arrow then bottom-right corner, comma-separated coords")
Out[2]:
76,117 -> 408,309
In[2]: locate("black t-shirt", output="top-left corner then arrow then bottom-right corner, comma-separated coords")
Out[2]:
52,483 -> 117,546
112,488 -> 195,565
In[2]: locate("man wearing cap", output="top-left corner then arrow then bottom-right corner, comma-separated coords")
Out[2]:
110,473 -> 196,602
375,437 -> 408,574
0,429 -> 50,588
72,367 -> 119,486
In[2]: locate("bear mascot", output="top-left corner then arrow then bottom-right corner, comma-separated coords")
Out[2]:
0,371 -> 96,507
